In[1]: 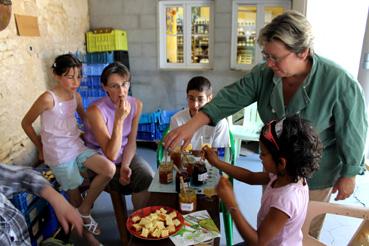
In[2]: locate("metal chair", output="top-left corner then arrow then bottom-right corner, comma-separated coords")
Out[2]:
227,102 -> 263,159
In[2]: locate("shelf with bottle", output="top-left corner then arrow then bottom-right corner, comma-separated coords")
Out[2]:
192,17 -> 209,35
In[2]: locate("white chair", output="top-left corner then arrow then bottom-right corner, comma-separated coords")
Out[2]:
302,201 -> 369,245
227,102 -> 264,159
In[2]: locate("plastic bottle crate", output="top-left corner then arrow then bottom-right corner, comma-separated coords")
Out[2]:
86,52 -> 114,64
82,63 -> 108,76
137,131 -> 155,141
86,29 -> 128,53
138,122 -> 156,133
157,123 -> 169,132
139,112 -> 156,124
158,110 -> 177,125
23,197 -> 48,225
30,231 -> 44,246
41,203 -> 60,239
10,192 -> 38,213
114,51 -> 130,69
80,76 -> 101,88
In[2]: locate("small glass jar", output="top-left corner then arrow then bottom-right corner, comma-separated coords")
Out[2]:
192,161 -> 208,186
175,170 -> 190,193
179,187 -> 197,214
159,162 -> 173,184
183,156 -> 196,176
170,151 -> 182,169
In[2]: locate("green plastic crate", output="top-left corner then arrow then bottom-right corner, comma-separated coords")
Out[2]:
86,29 -> 128,52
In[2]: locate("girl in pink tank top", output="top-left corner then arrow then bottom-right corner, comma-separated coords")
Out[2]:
202,116 -> 323,245
22,54 -> 116,241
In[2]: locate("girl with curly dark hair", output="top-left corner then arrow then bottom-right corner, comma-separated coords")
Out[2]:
203,115 -> 323,245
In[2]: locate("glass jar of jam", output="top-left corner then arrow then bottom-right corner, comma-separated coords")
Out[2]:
175,170 -> 190,193
192,161 -> 208,186
159,163 -> 173,184
183,156 -> 196,176
170,151 -> 182,169
179,187 -> 197,214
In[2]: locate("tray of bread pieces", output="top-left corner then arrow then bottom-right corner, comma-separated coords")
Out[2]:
126,206 -> 185,240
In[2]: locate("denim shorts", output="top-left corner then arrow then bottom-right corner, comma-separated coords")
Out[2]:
50,149 -> 97,191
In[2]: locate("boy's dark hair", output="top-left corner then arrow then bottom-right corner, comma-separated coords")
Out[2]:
186,76 -> 212,95
260,115 -> 322,182
100,62 -> 131,86
52,54 -> 82,76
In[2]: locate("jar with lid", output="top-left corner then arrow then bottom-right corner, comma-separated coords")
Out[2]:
178,187 -> 197,214
159,162 -> 173,184
192,161 -> 208,186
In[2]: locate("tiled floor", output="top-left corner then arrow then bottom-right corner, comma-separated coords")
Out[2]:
90,143 -> 369,246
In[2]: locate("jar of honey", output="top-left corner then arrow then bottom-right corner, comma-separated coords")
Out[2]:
179,187 -> 197,214
159,163 -> 173,184
192,161 -> 208,186
175,170 -> 190,193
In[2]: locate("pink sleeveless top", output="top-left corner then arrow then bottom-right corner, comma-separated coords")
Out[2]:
83,96 -> 137,163
40,90 -> 86,165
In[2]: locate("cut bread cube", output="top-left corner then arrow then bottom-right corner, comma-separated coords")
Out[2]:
141,228 -> 149,238
166,217 -> 174,226
151,228 -> 161,238
132,223 -> 142,231
173,219 -> 181,227
132,215 -> 141,223
168,211 -> 177,219
168,225 -> 176,233
161,229 -> 169,237
156,221 -> 165,229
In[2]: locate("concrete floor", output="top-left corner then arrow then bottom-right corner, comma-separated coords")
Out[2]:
90,142 -> 369,246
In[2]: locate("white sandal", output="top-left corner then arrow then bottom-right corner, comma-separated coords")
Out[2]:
80,213 -> 101,235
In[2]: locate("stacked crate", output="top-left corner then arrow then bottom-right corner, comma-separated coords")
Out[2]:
76,29 -> 131,128
137,109 -> 178,141
10,165 -> 63,246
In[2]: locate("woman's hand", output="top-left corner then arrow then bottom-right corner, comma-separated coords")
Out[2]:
119,165 -> 132,186
216,176 -> 238,209
332,176 -> 356,201
164,111 -> 211,150
164,124 -> 195,151
116,97 -> 131,121
202,146 -> 219,166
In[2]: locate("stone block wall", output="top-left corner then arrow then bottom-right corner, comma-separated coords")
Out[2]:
0,0 -> 89,165
88,0 -> 245,113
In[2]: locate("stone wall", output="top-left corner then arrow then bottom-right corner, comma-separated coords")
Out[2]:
0,0 -> 89,165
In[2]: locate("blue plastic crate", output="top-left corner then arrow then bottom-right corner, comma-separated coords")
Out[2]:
158,110 -> 177,125
30,232 -> 44,246
139,112 -> 156,124
41,203 -> 60,239
10,192 -> 37,213
137,131 -> 155,141
157,123 -> 169,132
83,63 -> 108,76
86,52 -> 114,64
23,198 -> 48,225
138,122 -> 156,133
